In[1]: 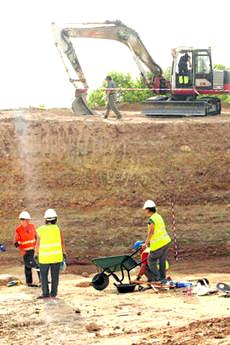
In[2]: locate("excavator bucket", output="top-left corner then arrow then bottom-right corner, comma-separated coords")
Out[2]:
52,23 -> 93,115
143,100 -> 207,117
71,95 -> 94,115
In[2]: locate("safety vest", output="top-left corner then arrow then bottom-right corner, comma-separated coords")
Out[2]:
37,224 -> 63,264
15,224 -> 36,255
179,75 -> 189,84
149,213 -> 171,251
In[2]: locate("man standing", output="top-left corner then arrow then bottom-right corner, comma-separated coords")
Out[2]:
14,211 -> 39,287
178,53 -> 192,85
143,200 -> 171,282
104,75 -> 122,120
35,209 -> 66,299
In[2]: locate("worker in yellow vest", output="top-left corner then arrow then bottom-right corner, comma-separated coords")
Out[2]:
142,200 -> 171,282
34,209 -> 66,299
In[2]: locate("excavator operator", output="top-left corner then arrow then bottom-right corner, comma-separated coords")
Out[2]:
178,52 -> 192,85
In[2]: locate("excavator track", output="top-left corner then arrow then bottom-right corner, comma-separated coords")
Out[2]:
143,97 -> 221,117
143,100 -> 207,117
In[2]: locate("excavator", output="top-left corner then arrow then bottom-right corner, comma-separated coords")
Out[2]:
52,20 -> 230,116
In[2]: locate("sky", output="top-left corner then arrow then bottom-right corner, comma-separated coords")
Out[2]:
0,0 -> 229,108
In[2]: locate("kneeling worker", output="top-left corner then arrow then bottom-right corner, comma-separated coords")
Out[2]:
133,240 -> 169,281
35,209 -> 66,298
142,200 -> 171,282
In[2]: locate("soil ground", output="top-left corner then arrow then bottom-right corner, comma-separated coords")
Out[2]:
0,104 -> 229,344
0,259 -> 230,345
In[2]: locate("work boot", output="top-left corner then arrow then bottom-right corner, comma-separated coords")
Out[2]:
116,115 -> 122,120
103,114 -> 108,119
160,279 -> 168,285
27,283 -> 39,288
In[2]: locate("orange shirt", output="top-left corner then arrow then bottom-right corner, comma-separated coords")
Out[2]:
14,223 -> 36,256
139,251 -> 149,276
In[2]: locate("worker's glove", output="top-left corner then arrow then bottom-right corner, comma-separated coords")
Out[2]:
63,253 -> 67,262
14,242 -> 19,248
34,255 -> 39,265
136,276 -> 141,281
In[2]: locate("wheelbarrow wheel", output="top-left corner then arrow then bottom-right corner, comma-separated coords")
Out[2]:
92,273 -> 109,291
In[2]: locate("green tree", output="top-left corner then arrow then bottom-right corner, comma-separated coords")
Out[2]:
214,64 -> 229,70
87,88 -> 105,108
213,65 -> 230,103
163,66 -> 172,81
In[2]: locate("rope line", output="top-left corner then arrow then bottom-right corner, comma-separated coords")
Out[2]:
171,198 -> 179,262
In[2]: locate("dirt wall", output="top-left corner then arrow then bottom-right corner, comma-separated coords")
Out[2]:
0,109 -> 229,260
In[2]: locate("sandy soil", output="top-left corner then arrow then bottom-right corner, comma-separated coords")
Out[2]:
0,258 -> 230,345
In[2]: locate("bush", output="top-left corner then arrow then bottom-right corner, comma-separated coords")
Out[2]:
219,94 -> 230,103
88,88 -> 105,108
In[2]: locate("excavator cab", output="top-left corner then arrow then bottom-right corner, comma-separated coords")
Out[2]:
172,47 -> 213,93
145,46 -> 221,116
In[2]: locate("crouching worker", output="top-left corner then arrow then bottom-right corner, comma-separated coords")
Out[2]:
35,209 -> 66,299
143,200 -> 171,282
14,211 -> 40,287
133,240 -> 169,282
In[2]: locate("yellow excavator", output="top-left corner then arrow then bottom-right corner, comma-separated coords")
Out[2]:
52,20 -> 230,116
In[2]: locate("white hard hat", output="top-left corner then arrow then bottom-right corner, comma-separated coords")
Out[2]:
19,211 -> 31,220
44,208 -> 57,219
143,200 -> 156,209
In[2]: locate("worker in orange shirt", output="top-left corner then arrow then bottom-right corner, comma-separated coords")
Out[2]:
133,240 -> 169,281
14,211 -> 40,287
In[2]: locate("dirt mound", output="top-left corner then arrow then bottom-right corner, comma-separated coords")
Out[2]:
134,317 -> 230,345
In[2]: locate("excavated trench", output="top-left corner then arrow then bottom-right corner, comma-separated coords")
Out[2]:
0,109 -> 229,261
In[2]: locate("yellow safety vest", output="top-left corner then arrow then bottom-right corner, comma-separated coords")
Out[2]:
149,212 -> 171,251
37,224 -> 63,264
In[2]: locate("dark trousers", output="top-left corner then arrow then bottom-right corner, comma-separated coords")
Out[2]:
144,265 -> 156,282
40,263 -> 61,297
148,243 -> 170,281
105,94 -> 121,119
23,250 -> 40,285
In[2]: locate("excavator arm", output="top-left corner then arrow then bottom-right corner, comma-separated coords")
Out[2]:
52,20 -> 164,114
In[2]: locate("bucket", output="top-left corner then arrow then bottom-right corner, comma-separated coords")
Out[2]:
115,283 -> 136,293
